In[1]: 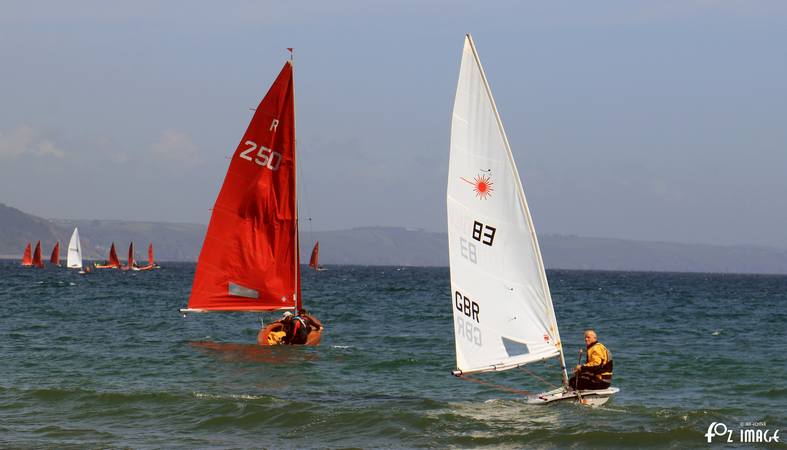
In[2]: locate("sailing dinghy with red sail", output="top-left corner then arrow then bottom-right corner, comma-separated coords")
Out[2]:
308,241 -> 326,271
180,58 -> 322,346
50,241 -> 61,266
133,243 -> 159,271
32,241 -> 44,268
122,242 -> 137,271
95,242 -> 122,269
21,242 -> 33,266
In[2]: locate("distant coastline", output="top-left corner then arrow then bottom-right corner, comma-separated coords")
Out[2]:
2,203 -> 786,274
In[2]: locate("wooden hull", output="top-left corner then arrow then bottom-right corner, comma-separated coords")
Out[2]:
257,322 -> 322,346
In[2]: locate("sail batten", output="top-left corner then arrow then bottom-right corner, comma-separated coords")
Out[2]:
448,35 -> 564,376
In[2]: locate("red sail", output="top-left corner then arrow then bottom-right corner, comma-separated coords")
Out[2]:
96,242 -> 121,269
32,241 -> 44,268
309,241 -> 320,269
21,242 -> 33,266
109,242 -> 121,267
125,242 -> 135,269
187,62 -> 299,312
148,243 -> 154,265
50,241 -> 60,265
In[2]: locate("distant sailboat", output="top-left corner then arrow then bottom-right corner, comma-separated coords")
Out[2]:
95,242 -> 121,269
50,241 -> 61,266
308,241 -> 326,271
180,57 -> 322,346
32,241 -> 44,268
134,243 -> 159,271
447,35 -> 617,406
21,242 -> 33,266
148,243 -> 160,269
122,242 -> 136,271
66,227 -> 83,269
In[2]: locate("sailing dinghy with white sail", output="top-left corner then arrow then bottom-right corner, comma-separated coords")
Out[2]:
447,34 -> 618,406
66,227 -> 83,270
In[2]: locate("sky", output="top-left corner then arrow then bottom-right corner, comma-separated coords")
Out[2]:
1,1 -> 786,248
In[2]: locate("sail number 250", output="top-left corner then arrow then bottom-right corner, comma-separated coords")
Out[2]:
239,140 -> 282,171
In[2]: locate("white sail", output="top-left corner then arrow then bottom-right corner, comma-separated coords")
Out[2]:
448,35 -> 565,375
66,227 -> 83,269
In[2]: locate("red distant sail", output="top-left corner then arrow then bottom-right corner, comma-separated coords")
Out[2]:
95,242 -> 121,269
123,242 -> 135,270
110,243 -> 121,267
309,241 -> 320,269
186,61 -> 299,312
32,241 -> 44,268
21,242 -> 33,266
50,241 -> 60,265
133,243 -> 156,271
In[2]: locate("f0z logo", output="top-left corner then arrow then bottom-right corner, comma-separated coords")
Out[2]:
472,221 -> 496,246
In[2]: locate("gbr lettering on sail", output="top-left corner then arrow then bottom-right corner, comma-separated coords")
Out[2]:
238,119 -> 283,171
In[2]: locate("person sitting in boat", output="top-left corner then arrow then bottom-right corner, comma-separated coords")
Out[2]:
297,308 -> 323,332
569,329 -> 613,390
263,311 -> 292,345
283,309 -> 322,345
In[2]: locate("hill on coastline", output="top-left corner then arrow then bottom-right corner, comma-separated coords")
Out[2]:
1,203 -> 786,274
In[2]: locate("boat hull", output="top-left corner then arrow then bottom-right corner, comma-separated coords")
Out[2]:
257,322 -> 322,346
527,387 -> 619,407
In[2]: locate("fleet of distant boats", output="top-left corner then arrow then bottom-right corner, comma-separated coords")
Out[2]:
19,227 -> 160,272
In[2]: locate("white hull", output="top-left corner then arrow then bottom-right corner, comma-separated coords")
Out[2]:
527,387 -> 619,407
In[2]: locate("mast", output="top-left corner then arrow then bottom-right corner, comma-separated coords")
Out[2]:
465,34 -> 569,386
290,49 -> 302,310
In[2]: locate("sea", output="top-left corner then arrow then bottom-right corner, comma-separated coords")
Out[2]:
0,260 -> 784,449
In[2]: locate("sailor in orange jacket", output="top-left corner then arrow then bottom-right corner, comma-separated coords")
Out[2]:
569,329 -> 614,390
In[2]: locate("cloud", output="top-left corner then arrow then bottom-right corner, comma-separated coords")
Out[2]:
0,126 -> 66,159
151,129 -> 202,164
37,140 -> 66,159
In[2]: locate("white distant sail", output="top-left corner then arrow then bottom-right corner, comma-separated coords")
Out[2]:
66,227 -> 83,269
447,35 -> 566,376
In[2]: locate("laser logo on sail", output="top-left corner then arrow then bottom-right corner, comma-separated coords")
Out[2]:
460,172 -> 494,199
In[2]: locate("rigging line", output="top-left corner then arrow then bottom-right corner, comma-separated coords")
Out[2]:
296,137 -> 315,245
459,375 -> 534,397
518,366 -> 560,390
